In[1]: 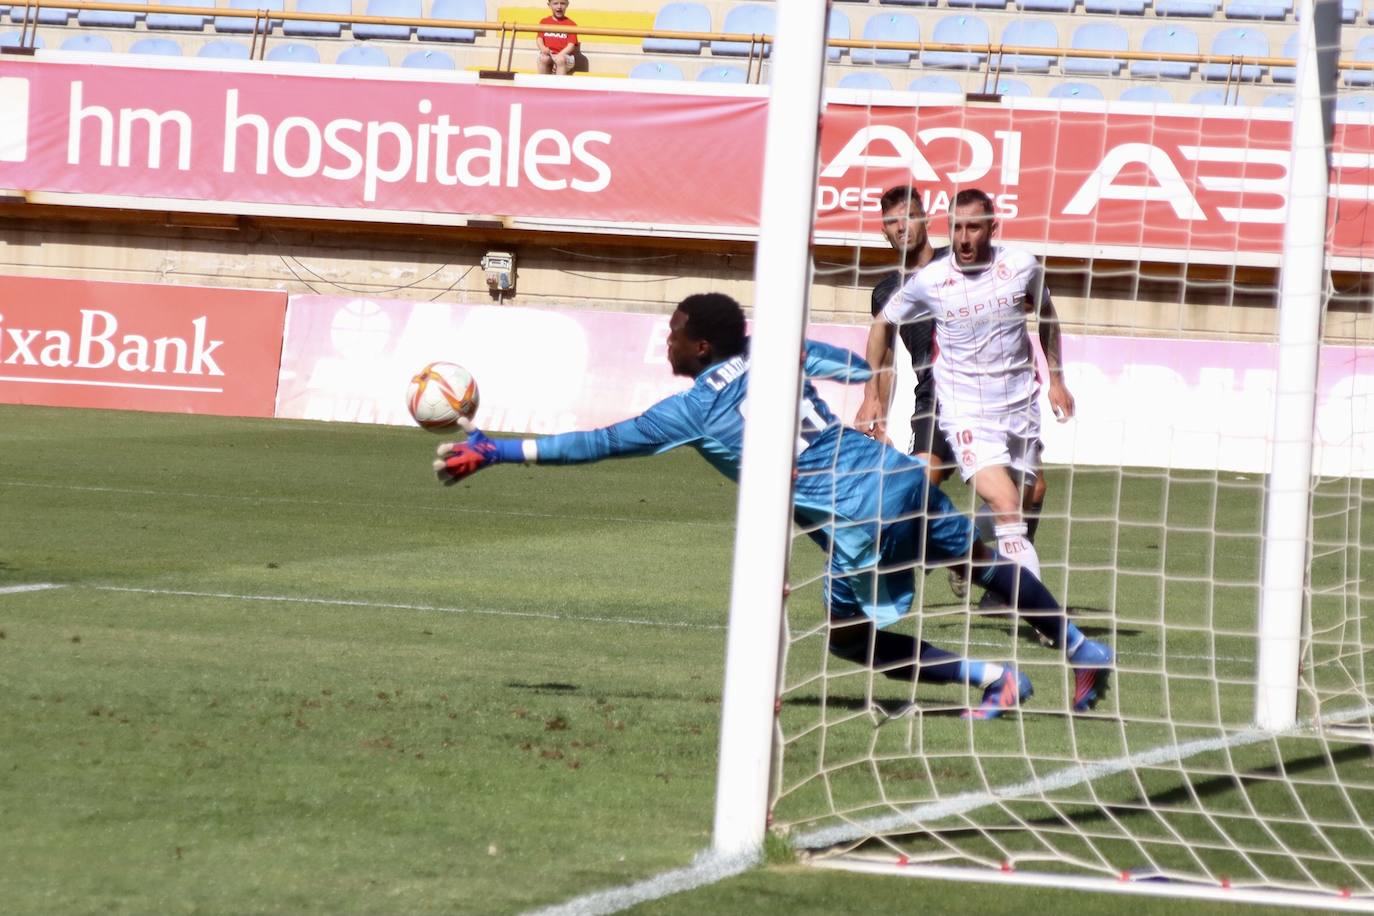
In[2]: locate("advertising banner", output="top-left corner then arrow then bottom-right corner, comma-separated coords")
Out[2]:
0,274 -> 287,416
1,59 -> 1371,261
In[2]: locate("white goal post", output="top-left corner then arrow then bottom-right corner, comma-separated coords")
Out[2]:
714,0 -> 1374,908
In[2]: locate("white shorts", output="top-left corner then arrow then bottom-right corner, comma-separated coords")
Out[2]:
940,402 -> 1043,485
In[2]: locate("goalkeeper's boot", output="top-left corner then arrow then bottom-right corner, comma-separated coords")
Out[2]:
1068,639 -> 1114,712
962,666 -> 1033,720
948,565 -> 970,600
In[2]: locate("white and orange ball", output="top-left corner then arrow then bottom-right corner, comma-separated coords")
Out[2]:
406,362 -> 479,432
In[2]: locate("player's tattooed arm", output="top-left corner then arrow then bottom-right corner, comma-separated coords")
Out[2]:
1032,279 -> 1076,422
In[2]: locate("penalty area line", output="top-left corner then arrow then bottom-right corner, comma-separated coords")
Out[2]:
524,849 -> 758,916
0,583 -> 65,596
87,585 -> 726,632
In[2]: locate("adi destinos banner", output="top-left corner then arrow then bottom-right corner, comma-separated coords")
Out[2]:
0,275 -> 287,416
0,59 -> 1372,259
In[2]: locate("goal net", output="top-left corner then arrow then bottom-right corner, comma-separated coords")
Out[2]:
727,2 -> 1374,908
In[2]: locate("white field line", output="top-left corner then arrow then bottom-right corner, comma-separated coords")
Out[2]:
0,583 -> 65,595
793,703 -> 1374,851
523,850 -> 758,916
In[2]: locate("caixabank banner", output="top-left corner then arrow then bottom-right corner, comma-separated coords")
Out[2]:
0,274 -> 287,416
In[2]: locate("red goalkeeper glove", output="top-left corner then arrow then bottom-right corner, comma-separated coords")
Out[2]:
433,429 -> 522,485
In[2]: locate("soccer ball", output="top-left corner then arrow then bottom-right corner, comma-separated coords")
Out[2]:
406,361 -> 479,432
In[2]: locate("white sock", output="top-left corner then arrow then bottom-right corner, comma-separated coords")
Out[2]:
994,522 -> 1042,580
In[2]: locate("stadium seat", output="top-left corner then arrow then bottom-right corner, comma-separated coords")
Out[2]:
879,0 -> 938,6
1155,0 -> 1219,14
827,8 -> 849,61
1064,22 -> 1127,75
1202,28 -> 1267,80
1343,35 -> 1374,87
1131,25 -> 1199,79
999,19 -> 1057,72
838,71 -> 893,89
1048,81 -> 1105,99
146,0 -> 213,30
1190,88 -> 1231,104
1225,0 -> 1290,18
60,34 -> 113,52
1271,32 -> 1298,82
993,78 -> 1031,95
10,5 -> 72,23
337,43 -> 390,65
1296,0 -> 1358,20
711,4 -> 775,57
851,12 -> 918,65
1083,0 -> 1147,13
628,60 -> 684,79
79,0 -> 144,28
643,2 -> 709,54
352,0 -> 419,40
1261,91 -> 1294,106
284,0 -> 350,38
908,74 -> 963,93
922,15 -> 988,69
1120,84 -> 1174,102
0,30 -> 43,47
1338,93 -> 1374,110
417,0 -> 484,42
266,41 -> 320,62
1018,0 -> 1074,9
198,39 -> 251,58
215,0 -> 284,33
402,48 -> 455,68
128,36 -> 182,55
949,0 -> 1006,10
697,65 -> 747,83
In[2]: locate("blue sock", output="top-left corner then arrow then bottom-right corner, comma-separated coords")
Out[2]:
976,559 -> 1083,654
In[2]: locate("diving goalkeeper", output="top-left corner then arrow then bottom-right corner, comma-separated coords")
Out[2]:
432,293 -> 1112,718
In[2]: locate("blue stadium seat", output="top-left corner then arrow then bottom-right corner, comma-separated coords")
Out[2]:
1131,26 -> 1199,78
922,15 -> 988,69
697,64 -> 747,83
352,0 -> 419,40
11,5 -> 72,23
337,43 -> 390,65
1120,85 -> 1174,102
1261,92 -> 1294,106
60,34 -> 113,52
643,2 -> 709,54
949,0 -> 1006,9
128,36 -> 182,54
851,13 -> 918,65
1344,35 -> 1374,86
993,78 -> 1031,95
1297,0 -> 1358,20
1049,81 -> 1105,99
1017,0 -> 1074,9
79,0 -> 144,28
1225,0 -> 1290,18
1190,88 -> 1231,104
1202,28 -> 1267,80
0,29 -> 43,46
1083,0 -> 1146,13
1271,32 -> 1297,82
999,19 -> 1057,72
1337,93 -> 1374,111
1064,22 -> 1127,75
629,60 -> 684,79
266,41 -> 320,62
827,8 -> 849,61
711,4 -> 775,57
146,0 -> 213,30
418,0 -> 484,41
284,0 -> 350,38
879,0 -> 937,6
908,74 -> 963,93
402,48 -> 455,68
198,39 -> 251,58
215,0 -> 284,33
838,71 -> 893,89
1155,0 -> 1218,14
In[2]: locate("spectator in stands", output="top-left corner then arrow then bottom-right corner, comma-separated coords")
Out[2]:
536,0 -> 579,75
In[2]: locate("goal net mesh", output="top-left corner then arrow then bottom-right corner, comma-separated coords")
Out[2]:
767,17 -> 1374,904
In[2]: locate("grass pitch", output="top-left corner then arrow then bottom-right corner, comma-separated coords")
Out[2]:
0,405 -> 1368,915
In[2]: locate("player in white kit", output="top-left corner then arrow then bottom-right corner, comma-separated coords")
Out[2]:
858,188 -> 1075,584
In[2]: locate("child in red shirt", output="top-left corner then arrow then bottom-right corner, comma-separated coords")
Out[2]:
536,0 -> 578,75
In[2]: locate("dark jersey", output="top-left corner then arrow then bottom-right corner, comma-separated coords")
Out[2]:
870,245 -> 949,416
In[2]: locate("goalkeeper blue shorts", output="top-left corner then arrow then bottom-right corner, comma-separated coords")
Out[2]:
824,484 -> 974,630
